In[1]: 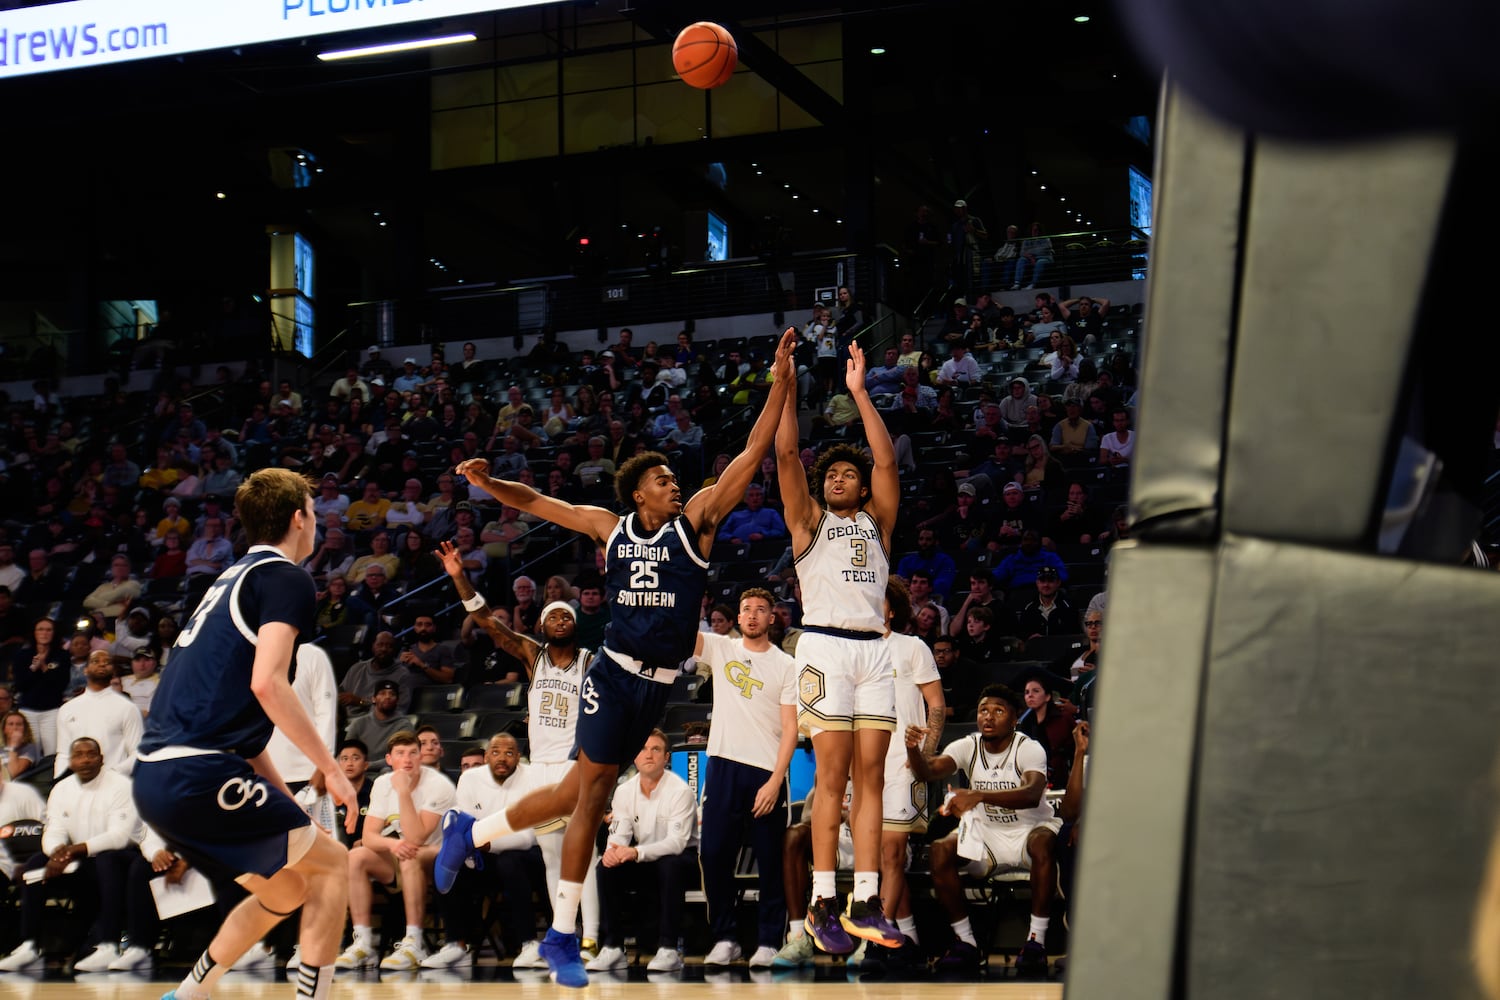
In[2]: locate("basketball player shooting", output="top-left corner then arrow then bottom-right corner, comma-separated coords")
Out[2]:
435,326 -> 798,988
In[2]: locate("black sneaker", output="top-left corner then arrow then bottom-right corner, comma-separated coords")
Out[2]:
934,938 -> 982,976
1015,935 -> 1048,978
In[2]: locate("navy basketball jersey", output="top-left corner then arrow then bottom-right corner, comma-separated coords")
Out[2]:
140,546 -> 316,758
602,513 -> 708,666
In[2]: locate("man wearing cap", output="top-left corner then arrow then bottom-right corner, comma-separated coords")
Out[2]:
994,531 -> 1069,592
82,554 -> 142,620
393,358 -> 425,394
55,649 -> 143,777
1017,566 -> 1077,640
152,496 -> 192,546
344,679 -> 412,756
937,343 -> 982,387
445,544 -> 600,966
110,606 -> 156,667
119,644 -> 162,718
362,345 -> 394,382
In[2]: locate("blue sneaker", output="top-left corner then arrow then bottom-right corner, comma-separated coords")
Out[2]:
804,896 -> 855,954
839,895 -> 903,948
161,993 -> 177,1000
433,809 -> 479,895
538,929 -> 588,989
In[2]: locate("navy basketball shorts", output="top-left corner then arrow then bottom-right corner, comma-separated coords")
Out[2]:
573,651 -> 674,767
135,754 -> 313,881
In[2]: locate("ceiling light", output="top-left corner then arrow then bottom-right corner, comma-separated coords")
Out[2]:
1059,197 -> 1066,202
783,183 -> 790,189
870,47 -> 886,55
791,193 -> 799,199
812,208 -> 820,213
1040,185 -> 1047,190
319,32 -> 476,61
1074,15 -> 1091,23
1031,170 -> 1038,175
215,192 -> 226,200
835,218 -> 843,224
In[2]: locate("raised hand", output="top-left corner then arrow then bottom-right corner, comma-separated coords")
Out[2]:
845,341 -> 868,394
771,326 -> 797,383
455,457 -> 490,484
436,539 -> 464,577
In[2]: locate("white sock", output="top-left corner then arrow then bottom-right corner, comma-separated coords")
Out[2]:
896,915 -> 919,944
294,963 -> 333,1000
787,921 -> 805,941
353,925 -> 373,947
1028,914 -> 1050,946
852,871 -> 878,903
811,870 -> 836,903
404,925 -> 423,943
470,809 -> 515,846
951,917 -> 976,947
552,880 -> 584,936
179,948 -> 227,1000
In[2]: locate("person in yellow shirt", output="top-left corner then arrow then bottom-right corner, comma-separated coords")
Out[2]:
346,530 -> 401,585
344,481 -> 391,535
151,496 -> 191,545
138,445 -> 184,493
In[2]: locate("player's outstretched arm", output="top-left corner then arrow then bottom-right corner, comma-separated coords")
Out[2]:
774,333 -> 817,548
438,540 -> 540,672
845,342 -> 901,546
455,458 -> 618,548
905,723 -> 958,782
687,327 -> 799,538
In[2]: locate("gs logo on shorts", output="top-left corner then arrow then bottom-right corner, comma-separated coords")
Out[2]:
217,776 -> 270,811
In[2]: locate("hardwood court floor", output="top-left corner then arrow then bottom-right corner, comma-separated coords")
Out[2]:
0,964 -> 1064,1000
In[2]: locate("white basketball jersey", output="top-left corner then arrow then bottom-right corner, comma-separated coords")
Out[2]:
795,510 -> 887,631
942,732 -> 1053,829
885,631 -> 942,774
528,645 -> 590,763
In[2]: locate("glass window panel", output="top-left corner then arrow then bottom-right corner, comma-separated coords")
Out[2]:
431,107 -> 495,170
498,98 -> 560,162
635,43 -> 678,85
432,69 -> 495,111
636,81 -> 706,146
574,21 -> 635,48
496,31 -> 559,60
563,90 -> 634,155
563,50 -> 634,93
776,24 -> 841,64
710,73 -> 779,138
498,61 -> 558,100
799,60 -> 844,104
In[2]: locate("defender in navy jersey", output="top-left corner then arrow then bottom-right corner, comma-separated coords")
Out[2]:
435,327 -> 798,988
134,468 -> 357,1000
774,340 -> 905,954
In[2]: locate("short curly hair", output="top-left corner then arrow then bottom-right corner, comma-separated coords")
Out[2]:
615,450 -> 673,508
810,443 -> 872,507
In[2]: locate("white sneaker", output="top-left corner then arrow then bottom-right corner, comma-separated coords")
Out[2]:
704,940 -> 742,966
74,943 -> 119,973
334,940 -> 376,970
748,945 -> 778,968
512,939 -> 546,969
231,942 -> 275,971
579,937 -> 599,963
419,942 -> 471,969
108,946 -> 154,971
646,946 -> 683,972
284,945 -> 302,975
379,935 -> 427,971
0,940 -> 43,972
584,945 -> 627,972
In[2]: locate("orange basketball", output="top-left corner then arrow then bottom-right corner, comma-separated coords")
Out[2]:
672,21 -> 737,89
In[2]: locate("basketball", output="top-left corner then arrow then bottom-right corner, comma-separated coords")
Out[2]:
672,21 -> 737,90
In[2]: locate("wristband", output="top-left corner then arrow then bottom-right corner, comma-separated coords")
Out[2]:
462,593 -> 488,612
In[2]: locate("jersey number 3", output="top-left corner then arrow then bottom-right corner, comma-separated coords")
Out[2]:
176,562 -> 250,648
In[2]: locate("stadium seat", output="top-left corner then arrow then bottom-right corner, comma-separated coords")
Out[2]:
410,684 -> 465,714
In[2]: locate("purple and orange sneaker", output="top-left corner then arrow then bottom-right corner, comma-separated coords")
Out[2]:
804,896 -> 855,954
839,895 -> 903,948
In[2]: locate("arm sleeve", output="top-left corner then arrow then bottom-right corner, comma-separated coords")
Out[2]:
41,785 -> 69,855
1017,736 -> 1049,779
85,779 -> 140,855
119,701 -> 145,774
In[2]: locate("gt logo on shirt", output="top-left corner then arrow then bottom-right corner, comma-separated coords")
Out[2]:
724,659 -> 764,699
581,674 -> 600,715
217,777 -> 269,811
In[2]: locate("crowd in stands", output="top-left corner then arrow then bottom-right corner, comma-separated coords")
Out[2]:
0,278 -> 1138,978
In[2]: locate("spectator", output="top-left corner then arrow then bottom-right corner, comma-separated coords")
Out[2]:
716,484 -> 789,546
109,606 -> 155,667
865,347 -> 906,395
335,729 -> 457,971
54,650 -> 142,777
994,531 -> 1069,591
432,732 -> 547,969
1,709 -> 40,779
937,343 -> 982,387
949,571 -> 1012,639
998,378 -> 1037,430
931,635 -> 982,722
572,573 -> 610,651
348,530 -> 400,585
1021,436 -> 1066,494
0,541 -> 22,592
895,529 -> 958,598
1016,668 -> 1078,787
907,569 -> 950,634
149,530 -> 187,580
345,481 -> 391,535
587,729 -> 700,974
118,644 -> 161,718
1050,398 -> 1099,457
184,516 -> 233,577
12,617 -> 68,755
957,605 -> 1010,663
1016,566 -> 1077,639
1100,408 -> 1136,467
81,554 -> 142,619
329,366 -> 370,402
1013,222 -> 1056,290
331,738 -> 374,850
306,526 -> 356,585
340,635 -> 411,715
1050,482 -> 1107,547
398,614 -> 459,688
